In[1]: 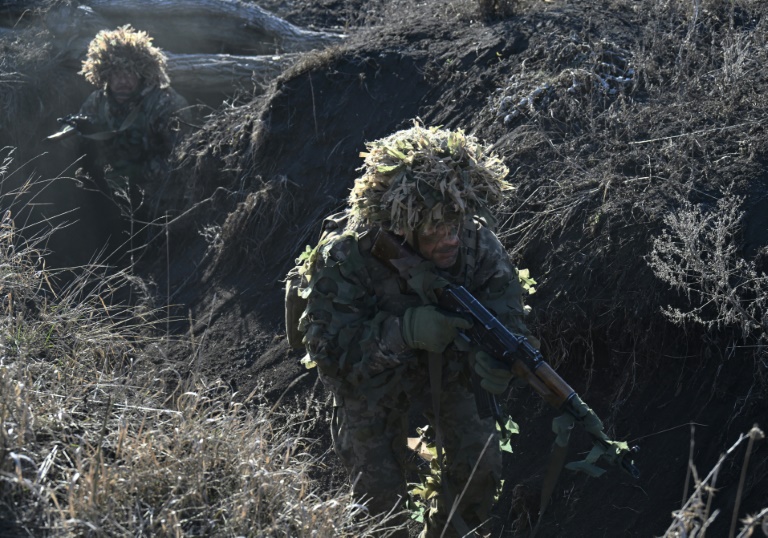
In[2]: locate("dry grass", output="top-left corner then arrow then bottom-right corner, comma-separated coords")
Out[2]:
664,425 -> 766,538
0,157 -> 404,536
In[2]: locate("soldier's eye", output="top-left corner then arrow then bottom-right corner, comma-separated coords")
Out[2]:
420,223 -> 459,240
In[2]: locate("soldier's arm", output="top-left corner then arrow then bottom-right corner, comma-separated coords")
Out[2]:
151,88 -> 191,153
142,89 -> 190,178
471,225 -> 540,348
301,234 -> 415,390
76,91 -> 103,125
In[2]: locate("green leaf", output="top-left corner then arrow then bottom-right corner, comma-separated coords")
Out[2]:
385,146 -> 408,161
497,416 -> 519,454
518,268 -> 537,295
376,164 -> 403,174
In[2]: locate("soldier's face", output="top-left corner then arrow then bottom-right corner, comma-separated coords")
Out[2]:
416,222 -> 460,269
108,70 -> 141,103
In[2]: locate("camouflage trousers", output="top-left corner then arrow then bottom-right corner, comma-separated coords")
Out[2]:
329,375 -> 501,537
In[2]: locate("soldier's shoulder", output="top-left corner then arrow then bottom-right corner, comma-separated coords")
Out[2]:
146,86 -> 188,114
82,89 -> 105,102
475,220 -> 504,251
321,230 -> 360,265
79,89 -> 107,114
164,86 -> 190,110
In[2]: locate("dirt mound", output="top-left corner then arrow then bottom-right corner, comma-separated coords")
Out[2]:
3,0 -> 767,536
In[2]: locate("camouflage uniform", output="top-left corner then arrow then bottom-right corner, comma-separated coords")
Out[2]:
300,214 -> 535,537
71,25 -> 190,219
77,84 -> 189,204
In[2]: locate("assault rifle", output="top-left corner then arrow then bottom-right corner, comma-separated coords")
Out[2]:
47,114 -> 122,143
370,228 -> 640,479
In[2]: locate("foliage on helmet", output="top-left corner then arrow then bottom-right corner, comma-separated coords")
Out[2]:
348,122 -> 511,239
80,25 -> 170,89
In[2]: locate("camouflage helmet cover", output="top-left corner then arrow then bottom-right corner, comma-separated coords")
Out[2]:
80,25 -> 170,89
349,122 -> 511,239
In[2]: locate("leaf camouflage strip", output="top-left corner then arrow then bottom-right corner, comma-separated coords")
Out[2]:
80,25 -> 170,89
349,121 -> 512,241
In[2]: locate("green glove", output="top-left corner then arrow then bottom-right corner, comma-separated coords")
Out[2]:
402,305 -> 473,353
473,351 -> 513,394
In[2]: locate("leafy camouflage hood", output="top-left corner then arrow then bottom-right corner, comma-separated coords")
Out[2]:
80,25 -> 170,90
348,123 -> 511,241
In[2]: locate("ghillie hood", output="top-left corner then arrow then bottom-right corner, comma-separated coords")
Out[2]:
80,25 -> 170,89
348,122 -> 511,241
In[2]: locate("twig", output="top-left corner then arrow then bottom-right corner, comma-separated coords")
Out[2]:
190,292 -> 217,371
267,372 -> 310,417
629,122 -> 754,145
629,421 -> 709,443
440,433 -> 494,538
682,423 -> 694,507
729,425 -> 765,538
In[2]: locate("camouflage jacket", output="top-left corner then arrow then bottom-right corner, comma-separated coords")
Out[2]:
78,85 -> 189,182
300,215 -> 535,408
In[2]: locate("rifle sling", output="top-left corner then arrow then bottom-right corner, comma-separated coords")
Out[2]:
530,442 -> 569,538
428,351 -> 473,538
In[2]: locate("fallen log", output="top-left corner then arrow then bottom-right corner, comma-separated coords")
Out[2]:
1,1 -> 343,104
0,26 -> 297,99
165,52 -> 299,95
41,0 -> 345,55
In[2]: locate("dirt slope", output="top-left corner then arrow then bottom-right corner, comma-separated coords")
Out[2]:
3,0 -> 767,536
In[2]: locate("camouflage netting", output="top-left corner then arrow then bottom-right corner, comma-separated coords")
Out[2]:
80,24 -> 170,89
348,122 -> 511,240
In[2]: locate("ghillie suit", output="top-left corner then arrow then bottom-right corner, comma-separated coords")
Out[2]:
75,25 -> 190,219
292,123 -> 537,537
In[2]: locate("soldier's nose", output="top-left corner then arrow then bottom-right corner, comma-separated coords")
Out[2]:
443,230 -> 460,245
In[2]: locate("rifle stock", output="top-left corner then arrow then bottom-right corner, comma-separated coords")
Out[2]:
371,228 -> 640,479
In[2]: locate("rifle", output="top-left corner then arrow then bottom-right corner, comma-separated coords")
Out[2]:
46,114 -> 94,142
370,227 -> 640,479
47,114 -> 122,143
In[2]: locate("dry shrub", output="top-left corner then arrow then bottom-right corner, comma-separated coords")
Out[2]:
174,102 -> 262,210
206,175 -> 319,275
649,191 -> 768,342
0,155 -> 403,536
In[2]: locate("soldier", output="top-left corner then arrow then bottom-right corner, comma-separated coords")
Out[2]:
60,25 -> 190,218
295,123 -> 539,537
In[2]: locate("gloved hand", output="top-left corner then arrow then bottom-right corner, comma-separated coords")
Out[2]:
473,350 -> 514,394
402,305 -> 473,353
58,114 -> 95,134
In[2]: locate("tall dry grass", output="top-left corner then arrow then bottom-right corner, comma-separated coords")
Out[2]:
664,425 -> 766,538
0,155 -> 403,536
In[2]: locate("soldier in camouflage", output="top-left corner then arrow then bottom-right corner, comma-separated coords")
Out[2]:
73,25 -> 189,216
297,123 -> 539,537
